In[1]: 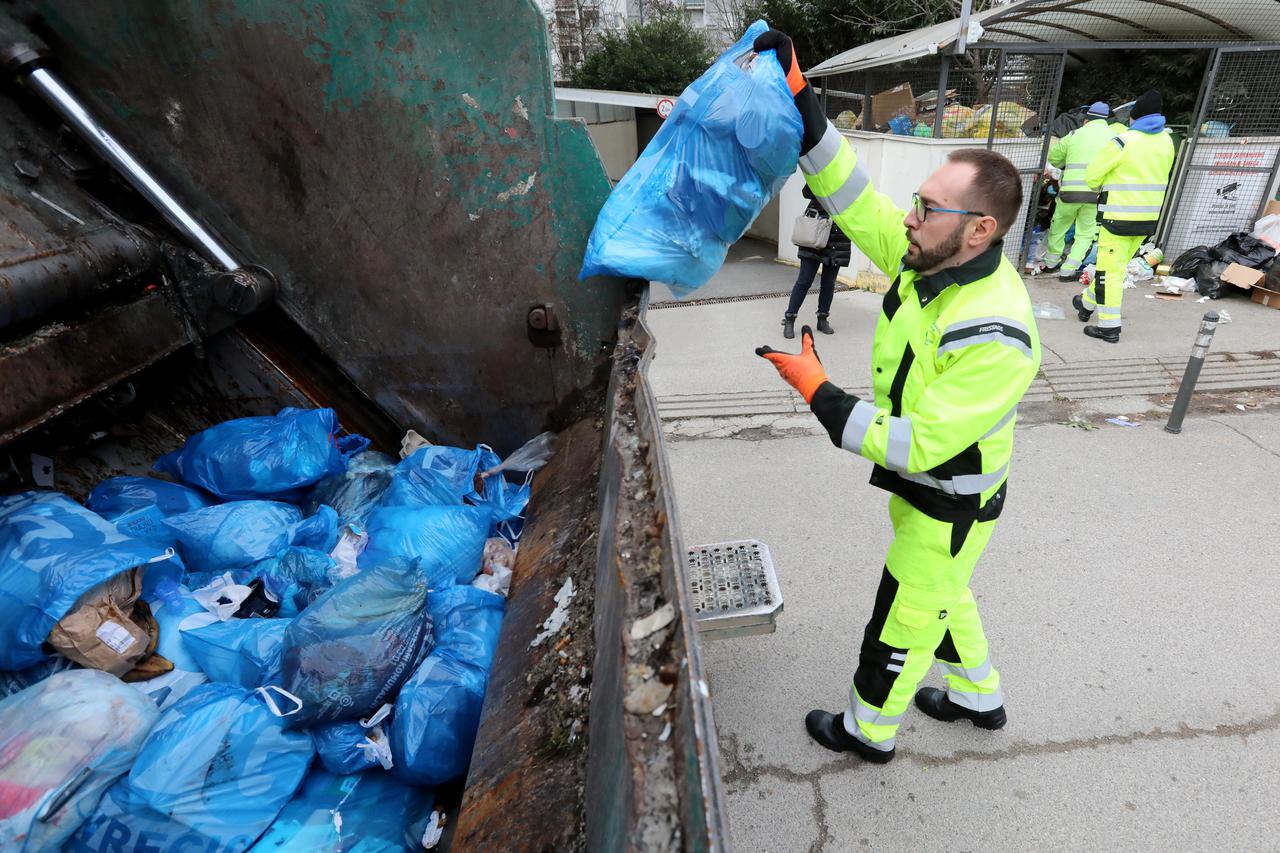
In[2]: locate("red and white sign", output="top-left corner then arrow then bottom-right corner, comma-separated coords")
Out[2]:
656,97 -> 675,119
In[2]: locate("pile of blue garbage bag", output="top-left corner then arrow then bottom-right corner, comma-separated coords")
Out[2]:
0,407 -> 528,852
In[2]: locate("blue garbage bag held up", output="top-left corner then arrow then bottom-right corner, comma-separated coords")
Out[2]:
155,407 -> 369,501
0,670 -> 160,852
390,586 -> 505,787
87,476 -> 214,545
72,683 -> 314,852
0,492 -> 181,670
162,502 -> 338,574
579,20 -> 801,293
302,450 -> 397,527
252,769 -> 434,852
360,504 -> 489,588
181,618 -> 290,688
280,558 -> 433,728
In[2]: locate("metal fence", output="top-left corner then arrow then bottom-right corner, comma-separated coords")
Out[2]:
1161,47 -> 1280,256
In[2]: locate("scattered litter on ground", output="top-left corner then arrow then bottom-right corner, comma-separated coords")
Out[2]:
1033,302 -> 1065,320
630,602 -> 676,641
1060,416 -> 1099,431
1105,416 -> 1141,427
530,577 -> 575,648
1219,310 -> 1232,324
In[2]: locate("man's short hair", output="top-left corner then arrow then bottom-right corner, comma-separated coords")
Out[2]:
946,149 -> 1023,241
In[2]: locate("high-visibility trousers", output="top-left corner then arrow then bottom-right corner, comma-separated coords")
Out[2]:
1082,228 -> 1144,330
844,495 -> 1003,753
1043,200 -> 1099,273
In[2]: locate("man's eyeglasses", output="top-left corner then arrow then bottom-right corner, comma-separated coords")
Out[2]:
912,192 -> 987,223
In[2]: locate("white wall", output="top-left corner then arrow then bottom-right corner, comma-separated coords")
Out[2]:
776,131 -> 1031,273
745,193 -> 779,243
585,119 -> 640,182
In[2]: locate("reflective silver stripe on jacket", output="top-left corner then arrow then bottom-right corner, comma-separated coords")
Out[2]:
900,462 -> 1009,496
885,416 -> 912,472
1102,183 -> 1166,192
815,159 -> 871,217
851,696 -> 903,727
1099,203 -> 1162,213
841,400 -> 879,453
799,122 -> 844,175
981,406 -> 1018,439
935,316 -> 1034,360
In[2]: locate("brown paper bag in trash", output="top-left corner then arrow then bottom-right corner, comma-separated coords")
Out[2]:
47,568 -> 153,676
121,600 -> 175,683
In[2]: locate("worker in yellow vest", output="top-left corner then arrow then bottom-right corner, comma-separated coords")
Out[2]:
1042,102 -> 1114,280
1075,90 -> 1175,342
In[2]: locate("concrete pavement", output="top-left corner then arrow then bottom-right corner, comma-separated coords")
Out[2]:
648,244 -> 1280,851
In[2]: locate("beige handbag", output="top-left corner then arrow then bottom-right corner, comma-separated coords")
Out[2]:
791,208 -> 832,249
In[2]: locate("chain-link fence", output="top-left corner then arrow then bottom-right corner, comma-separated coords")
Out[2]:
1162,47 -> 1280,256
987,51 -> 1065,263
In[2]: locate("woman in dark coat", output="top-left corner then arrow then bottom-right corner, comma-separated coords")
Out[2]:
783,185 -> 851,339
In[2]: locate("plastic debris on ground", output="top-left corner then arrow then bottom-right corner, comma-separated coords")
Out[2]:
280,558 -> 433,728
0,670 -> 159,851
1032,301 -> 1065,320
155,407 -> 369,501
1105,416 -> 1142,427
74,683 -> 313,851
579,20 -> 801,293
530,577 -> 575,648
391,586 -> 505,786
0,492 -> 180,670
253,768 -> 434,852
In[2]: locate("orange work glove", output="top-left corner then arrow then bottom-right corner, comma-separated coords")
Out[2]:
756,326 -> 829,404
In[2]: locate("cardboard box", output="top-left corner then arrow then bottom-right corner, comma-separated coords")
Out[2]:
1219,262 -> 1265,290
1264,199 -> 1280,218
1252,283 -> 1280,309
871,83 -> 915,130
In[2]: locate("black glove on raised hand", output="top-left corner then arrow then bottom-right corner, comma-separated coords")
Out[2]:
752,28 -> 827,155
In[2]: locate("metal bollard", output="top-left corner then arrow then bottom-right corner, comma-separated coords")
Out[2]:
1164,311 -> 1220,434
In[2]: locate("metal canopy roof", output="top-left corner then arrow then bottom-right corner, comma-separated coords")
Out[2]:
806,0 -> 1280,77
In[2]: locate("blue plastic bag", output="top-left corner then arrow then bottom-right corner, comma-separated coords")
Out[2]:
309,705 -> 393,775
390,586 -> 505,786
360,505 -> 490,588
181,618 -> 290,688
86,476 -> 214,544
146,578 -> 217,674
579,20 -> 801,293
72,683 -> 314,852
0,654 -> 77,700
155,407 -> 369,501
303,450 -> 397,527
253,769 -> 433,852
383,444 -> 530,527
0,492 -> 181,670
0,670 -> 160,852
280,558 -> 433,728
162,502 -> 338,573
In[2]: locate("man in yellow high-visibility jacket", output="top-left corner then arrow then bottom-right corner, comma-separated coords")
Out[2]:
1074,90 -> 1175,342
752,30 -> 1041,763
1042,102 -> 1113,280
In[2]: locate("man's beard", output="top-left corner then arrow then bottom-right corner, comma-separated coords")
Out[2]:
903,222 -> 967,272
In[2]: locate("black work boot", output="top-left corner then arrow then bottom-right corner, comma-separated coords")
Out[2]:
1072,293 -> 1093,322
804,709 -> 895,763
782,313 -> 797,339
816,313 -> 834,335
1083,325 -> 1120,343
914,687 -> 1007,730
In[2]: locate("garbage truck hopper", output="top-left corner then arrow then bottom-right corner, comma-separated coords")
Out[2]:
0,2 -> 728,850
